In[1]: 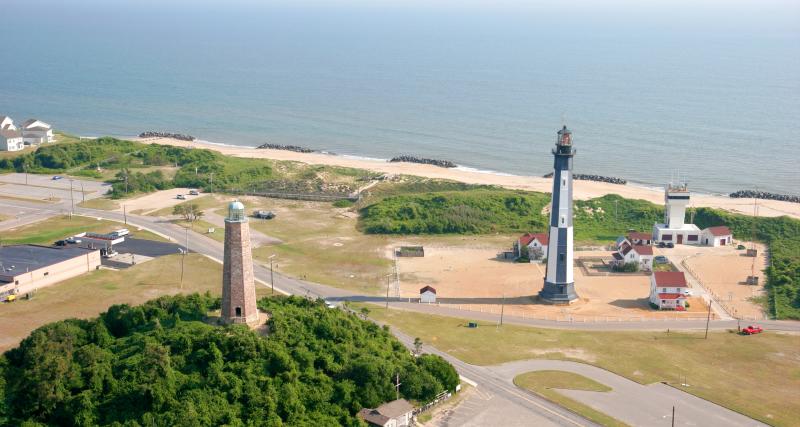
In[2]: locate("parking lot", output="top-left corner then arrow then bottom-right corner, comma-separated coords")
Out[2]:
0,173 -> 109,203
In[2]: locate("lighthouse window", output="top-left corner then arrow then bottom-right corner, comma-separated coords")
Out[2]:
559,253 -> 565,262
562,179 -> 565,186
235,307 -> 242,317
560,215 -> 566,225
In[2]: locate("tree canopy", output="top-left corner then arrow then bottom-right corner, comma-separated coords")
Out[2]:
0,294 -> 458,426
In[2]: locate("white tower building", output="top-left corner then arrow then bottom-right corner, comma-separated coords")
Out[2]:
653,184 -> 701,245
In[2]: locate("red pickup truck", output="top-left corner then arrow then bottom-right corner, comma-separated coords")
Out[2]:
741,325 -> 763,335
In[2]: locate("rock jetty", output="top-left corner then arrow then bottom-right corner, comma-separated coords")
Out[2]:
256,143 -> 315,153
730,190 -> 800,204
139,131 -> 195,141
389,155 -> 457,168
542,173 -> 626,185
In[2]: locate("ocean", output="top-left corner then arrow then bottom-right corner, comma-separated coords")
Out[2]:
1,0 -> 798,195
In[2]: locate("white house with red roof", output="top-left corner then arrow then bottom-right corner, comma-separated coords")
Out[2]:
611,243 -> 654,270
627,231 -> 653,246
419,285 -> 437,303
649,271 -> 688,310
701,226 -> 733,247
515,232 -> 549,260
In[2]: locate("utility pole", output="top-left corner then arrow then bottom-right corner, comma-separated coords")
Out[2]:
23,164 -> 27,185
69,179 -> 75,217
394,373 -> 401,401
209,172 -> 214,194
179,226 -> 189,289
499,293 -> 506,326
385,273 -> 392,308
80,182 -> 85,202
704,299 -> 712,339
269,254 -> 276,295
123,205 -> 127,225
671,406 -> 675,427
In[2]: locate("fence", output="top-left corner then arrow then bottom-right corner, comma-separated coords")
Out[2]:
230,189 -> 359,202
680,259 -> 768,321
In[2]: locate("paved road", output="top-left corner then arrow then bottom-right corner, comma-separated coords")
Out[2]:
0,190 -> 794,426
488,360 -> 766,427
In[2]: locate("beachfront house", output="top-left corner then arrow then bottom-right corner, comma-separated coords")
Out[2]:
701,226 -> 733,247
611,243 -> 654,271
1,116 -> 16,131
649,271 -> 688,310
357,399 -> 414,427
21,118 -> 55,145
516,232 -> 549,260
420,285 -> 437,303
653,184 -> 701,245
0,129 -> 24,152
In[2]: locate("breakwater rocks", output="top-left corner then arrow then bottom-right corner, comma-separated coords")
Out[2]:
256,143 -> 315,153
542,173 -> 627,185
139,131 -> 195,141
389,155 -> 457,168
730,190 -> 800,204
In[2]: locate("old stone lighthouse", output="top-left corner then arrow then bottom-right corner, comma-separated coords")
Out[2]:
221,200 -> 259,324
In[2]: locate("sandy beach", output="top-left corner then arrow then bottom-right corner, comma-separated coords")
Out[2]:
137,137 -> 800,219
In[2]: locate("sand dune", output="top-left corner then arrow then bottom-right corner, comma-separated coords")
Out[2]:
137,137 -> 799,219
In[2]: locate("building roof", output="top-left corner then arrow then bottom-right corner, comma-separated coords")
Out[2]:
357,409 -> 390,426
21,118 -> 51,129
657,293 -> 685,300
611,252 -> 624,261
619,243 -> 632,255
615,236 -> 629,246
376,399 -> 414,418
0,245 -> 98,280
519,232 -> 548,246
705,226 -> 732,237
628,232 -> 652,241
420,285 -> 436,294
653,271 -> 688,288
0,129 -> 22,139
24,126 -> 51,132
632,245 -> 653,256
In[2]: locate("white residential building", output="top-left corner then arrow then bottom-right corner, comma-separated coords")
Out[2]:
358,399 -> 414,427
516,232 -> 549,260
611,243 -> 654,270
420,285 -> 437,303
653,184 -> 701,245
649,271 -> 689,310
0,129 -> 24,152
0,116 -> 16,131
701,226 -> 733,247
21,118 -> 55,144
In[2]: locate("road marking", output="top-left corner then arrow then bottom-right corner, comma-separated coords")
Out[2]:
460,375 -> 478,387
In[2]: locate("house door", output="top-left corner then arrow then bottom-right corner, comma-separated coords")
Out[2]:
721,238 -> 726,246
677,235 -> 683,244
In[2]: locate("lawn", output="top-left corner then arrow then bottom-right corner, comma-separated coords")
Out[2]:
77,197 -> 121,210
147,194 -> 223,217
514,371 -> 626,427
0,215 -> 165,245
363,306 -> 800,427
173,218 -> 225,243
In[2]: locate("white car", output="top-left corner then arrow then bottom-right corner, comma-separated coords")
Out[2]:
65,237 -> 82,244
176,194 -> 186,200
683,289 -> 694,296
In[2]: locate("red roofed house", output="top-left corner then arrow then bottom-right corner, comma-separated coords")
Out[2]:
611,243 -> 654,271
649,271 -> 688,310
701,226 -> 733,247
627,231 -> 653,246
419,285 -> 437,303
515,232 -> 549,260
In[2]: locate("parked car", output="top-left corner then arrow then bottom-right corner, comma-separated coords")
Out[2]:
658,242 -> 666,248
654,255 -> 668,264
189,190 -> 200,196
666,242 -> 675,248
741,325 -> 763,335
65,237 -> 82,244
682,288 -> 694,296
176,194 -> 186,200
52,175 -> 63,180
54,240 -> 67,246
101,249 -> 119,259
254,210 -> 276,219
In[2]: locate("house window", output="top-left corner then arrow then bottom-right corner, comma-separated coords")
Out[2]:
44,272 -> 49,276
661,300 -> 666,304
663,288 -> 667,292
662,234 -> 672,241
687,235 -> 698,242
14,280 -> 18,285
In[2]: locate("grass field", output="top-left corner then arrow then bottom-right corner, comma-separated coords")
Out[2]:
77,197 -> 120,210
148,194 -> 221,217
514,371 -> 627,427
0,215 -> 165,244
174,218 -> 225,242
363,306 -> 800,427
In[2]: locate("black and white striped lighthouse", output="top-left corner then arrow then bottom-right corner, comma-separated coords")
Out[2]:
539,126 -> 579,303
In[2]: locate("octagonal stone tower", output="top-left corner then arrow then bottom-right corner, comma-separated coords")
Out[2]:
221,200 -> 259,324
